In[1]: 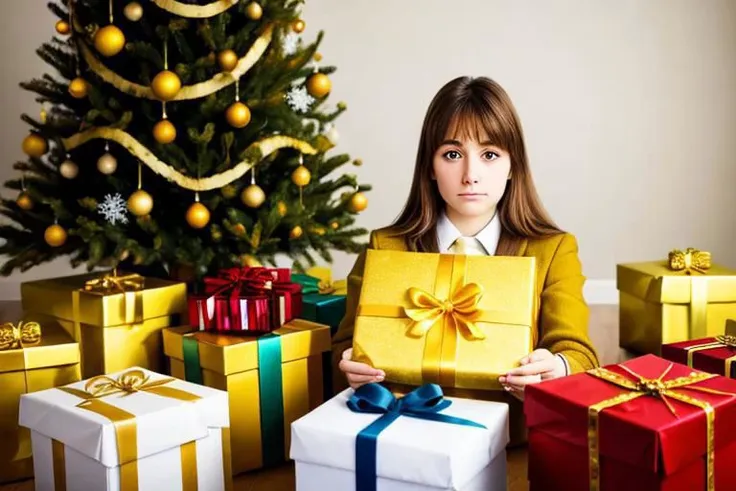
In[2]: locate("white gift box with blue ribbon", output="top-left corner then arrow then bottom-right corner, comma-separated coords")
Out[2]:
290,384 -> 509,491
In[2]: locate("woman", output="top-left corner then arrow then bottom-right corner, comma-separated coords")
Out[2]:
332,75 -> 599,443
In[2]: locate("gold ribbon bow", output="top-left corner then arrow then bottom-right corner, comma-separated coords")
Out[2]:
404,283 -> 486,340
0,321 -> 41,350
83,269 -> 145,293
668,248 -> 711,275
81,369 -> 201,401
587,363 -> 735,491
682,326 -> 736,378
306,266 -> 347,295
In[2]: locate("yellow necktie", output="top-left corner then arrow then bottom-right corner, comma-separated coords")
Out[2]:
450,237 -> 470,255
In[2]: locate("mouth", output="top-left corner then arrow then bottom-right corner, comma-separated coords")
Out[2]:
458,193 -> 487,197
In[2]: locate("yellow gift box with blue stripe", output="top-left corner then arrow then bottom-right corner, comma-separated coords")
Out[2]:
0,316 -> 80,483
292,267 -> 347,336
618,248 -> 736,355
162,318 -> 331,475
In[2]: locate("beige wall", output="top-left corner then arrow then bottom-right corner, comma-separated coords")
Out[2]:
1,0 -> 735,300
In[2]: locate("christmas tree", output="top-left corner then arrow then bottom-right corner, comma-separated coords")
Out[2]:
0,0 -> 370,280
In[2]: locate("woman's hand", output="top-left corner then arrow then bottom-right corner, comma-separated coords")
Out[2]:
338,348 -> 385,389
498,349 -> 567,400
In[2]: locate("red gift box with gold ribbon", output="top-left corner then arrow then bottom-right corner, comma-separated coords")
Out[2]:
188,267 -> 303,333
524,354 -> 736,491
661,320 -> 736,379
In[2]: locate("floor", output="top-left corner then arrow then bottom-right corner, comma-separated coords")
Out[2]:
1,304 -> 623,491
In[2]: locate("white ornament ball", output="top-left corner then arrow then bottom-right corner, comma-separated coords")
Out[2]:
59,159 -> 79,179
123,2 -> 144,22
97,153 -> 118,174
325,125 -> 339,144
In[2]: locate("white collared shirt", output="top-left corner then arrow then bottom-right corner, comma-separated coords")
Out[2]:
436,211 -> 502,255
435,210 -> 570,375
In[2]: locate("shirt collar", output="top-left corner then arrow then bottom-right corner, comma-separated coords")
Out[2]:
436,211 -> 501,255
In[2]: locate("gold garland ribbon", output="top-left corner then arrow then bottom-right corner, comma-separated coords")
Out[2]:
77,24 -> 273,101
667,247 -> 712,340
62,128 -> 317,191
152,0 -> 239,18
357,254 -> 529,387
586,363 -> 735,491
0,321 -> 41,350
57,370 -> 201,491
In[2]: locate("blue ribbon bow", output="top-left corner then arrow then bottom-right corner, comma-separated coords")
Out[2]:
348,383 -> 487,491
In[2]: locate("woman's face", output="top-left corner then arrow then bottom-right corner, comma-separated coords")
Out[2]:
432,135 -> 511,223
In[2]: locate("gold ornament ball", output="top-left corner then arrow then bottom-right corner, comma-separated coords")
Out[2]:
123,2 -> 144,22
330,221 -> 339,230
232,223 -> 246,236
292,19 -> 306,33
291,165 -> 311,187
22,134 -> 48,158
16,193 -> 33,210
55,20 -> 71,35
353,158 -> 363,167
314,227 -> 326,236
221,184 -> 238,199
218,49 -> 238,72
94,25 -> 126,57
241,184 -> 266,208
277,201 -> 287,217
97,153 -> 118,174
240,254 -> 262,267
337,101 -> 347,110
153,119 -> 176,144
59,159 -> 79,179
313,53 -> 323,62
349,192 -> 368,212
306,73 -> 331,98
289,225 -> 303,239
68,77 -> 89,98
245,2 -> 263,20
186,202 -> 210,229
128,189 -> 153,216
151,70 -> 182,101
225,102 -> 251,128
44,224 -> 67,247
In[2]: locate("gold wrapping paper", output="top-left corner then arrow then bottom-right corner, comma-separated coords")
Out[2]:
0,317 -> 80,483
352,250 -> 537,390
162,319 -> 330,475
617,260 -> 736,355
21,271 -> 187,378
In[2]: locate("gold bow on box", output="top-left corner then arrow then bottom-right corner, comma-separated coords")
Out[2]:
404,284 -> 486,340
83,269 -> 145,294
305,267 -> 346,295
668,248 -> 711,275
682,321 -> 736,377
0,321 -> 41,351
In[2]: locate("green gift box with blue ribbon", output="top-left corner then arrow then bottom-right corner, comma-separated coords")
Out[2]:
292,267 -> 347,336
163,318 -> 332,475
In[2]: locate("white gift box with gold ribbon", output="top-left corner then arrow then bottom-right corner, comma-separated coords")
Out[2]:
18,367 -> 233,491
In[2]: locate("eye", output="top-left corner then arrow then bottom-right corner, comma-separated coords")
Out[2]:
442,150 -> 462,160
483,151 -> 499,161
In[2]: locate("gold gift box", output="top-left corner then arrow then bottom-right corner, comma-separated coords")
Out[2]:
617,260 -> 736,355
352,250 -> 537,391
21,271 -> 187,378
162,318 -> 331,475
0,316 -> 80,483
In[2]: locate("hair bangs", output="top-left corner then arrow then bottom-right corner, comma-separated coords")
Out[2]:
442,98 -> 513,152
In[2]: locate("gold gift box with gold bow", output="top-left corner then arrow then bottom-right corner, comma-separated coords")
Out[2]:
20,270 -> 187,379
618,248 -> 736,355
0,316 -> 80,483
352,250 -> 537,391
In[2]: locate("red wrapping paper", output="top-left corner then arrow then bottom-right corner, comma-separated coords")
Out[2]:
662,338 -> 736,379
524,354 -> 736,491
187,267 -> 302,333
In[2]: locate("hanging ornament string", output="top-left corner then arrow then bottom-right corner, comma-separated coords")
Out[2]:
108,0 -> 113,23
62,127 -> 317,191
152,0 -> 239,18
162,38 -> 168,119
74,22 -> 273,100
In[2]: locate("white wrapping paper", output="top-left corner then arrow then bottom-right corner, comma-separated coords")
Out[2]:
290,388 -> 509,490
19,367 -> 231,491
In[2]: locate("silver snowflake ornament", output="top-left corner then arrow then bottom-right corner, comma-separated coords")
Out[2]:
285,86 -> 315,114
282,32 -> 300,56
98,193 -> 129,225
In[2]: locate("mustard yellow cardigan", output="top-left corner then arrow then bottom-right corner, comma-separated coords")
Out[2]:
330,227 -> 600,444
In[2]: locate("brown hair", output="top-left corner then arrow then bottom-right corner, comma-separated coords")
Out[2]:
390,76 -> 562,254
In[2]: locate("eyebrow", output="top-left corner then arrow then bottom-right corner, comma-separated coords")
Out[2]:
439,139 -> 497,147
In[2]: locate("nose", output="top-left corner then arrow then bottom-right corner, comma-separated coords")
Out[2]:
462,156 -> 480,185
